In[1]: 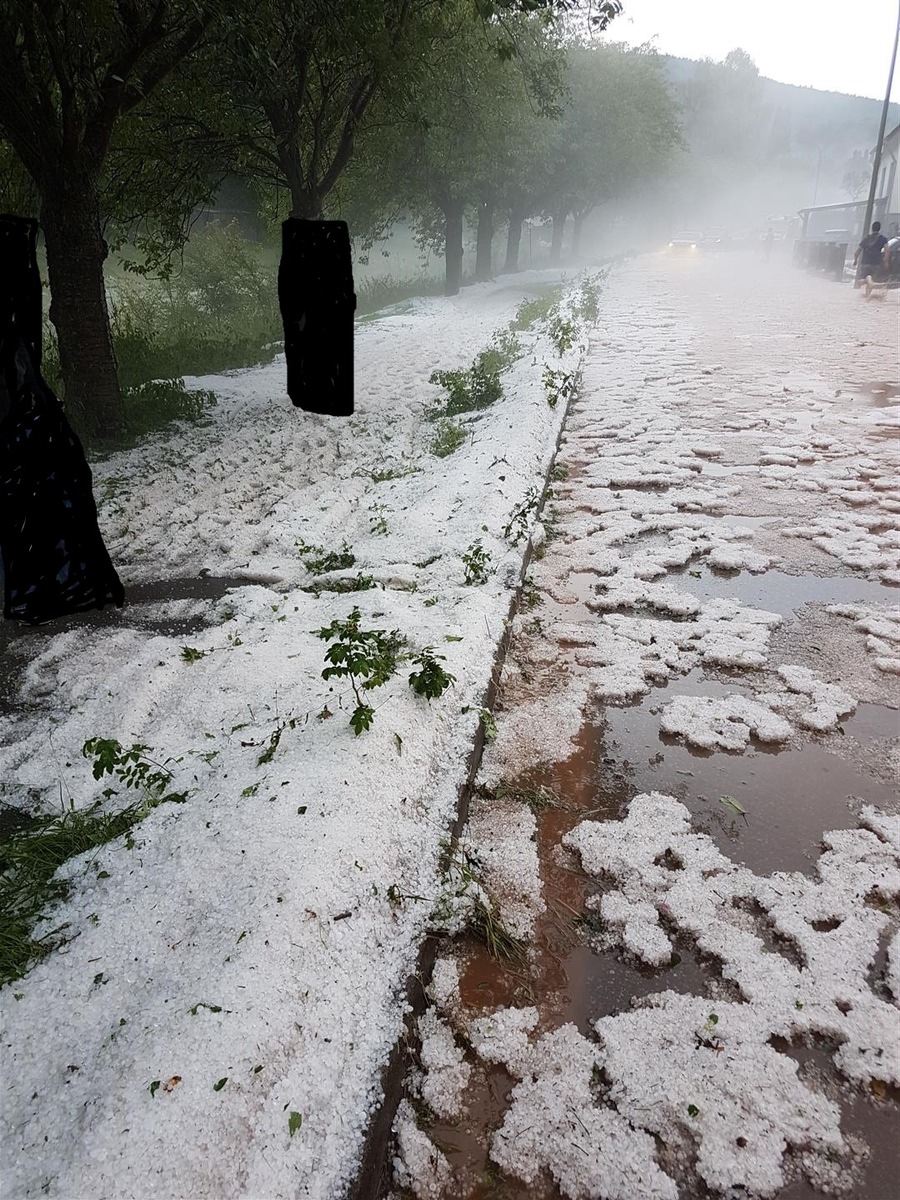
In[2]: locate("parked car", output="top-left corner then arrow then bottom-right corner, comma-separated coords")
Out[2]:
667,230 -> 702,254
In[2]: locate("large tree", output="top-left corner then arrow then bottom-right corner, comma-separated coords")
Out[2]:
217,0 -> 432,222
0,1 -> 220,440
395,6 -> 566,293
0,0 -> 620,441
543,41 -> 681,262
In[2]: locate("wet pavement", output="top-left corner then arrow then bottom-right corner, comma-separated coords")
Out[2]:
393,256 -> 899,1199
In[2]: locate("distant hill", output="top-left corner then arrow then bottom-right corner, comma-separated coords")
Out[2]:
662,55 -> 898,161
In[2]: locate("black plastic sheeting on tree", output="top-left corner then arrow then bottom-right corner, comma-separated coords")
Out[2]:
0,214 -> 124,624
279,218 -> 356,417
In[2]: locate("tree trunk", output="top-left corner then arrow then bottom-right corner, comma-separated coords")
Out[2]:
289,188 -> 324,219
549,209 -> 566,266
504,211 -> 525,273
572,212 -> 585,258
474,201 -> 494,282
41,186 -> 123,442
444,200 -> 464,296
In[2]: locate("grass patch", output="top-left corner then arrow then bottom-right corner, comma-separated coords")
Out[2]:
430,419 -> 467,458
355,273 -> 446,317
297,540 -> 356,574
0,803 -> 143,986
478,780 -> 562,813
0,740 -> 187,987
429,329 -> 521,420
509,288 -> 561,331
431,842 -> 527,965
122,379 -> 218,440
43,222 -> 282,448
467,894 -> 528,963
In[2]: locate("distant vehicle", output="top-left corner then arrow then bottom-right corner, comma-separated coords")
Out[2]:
667,230 -> 702,253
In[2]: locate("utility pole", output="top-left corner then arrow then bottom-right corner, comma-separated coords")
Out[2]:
862,0 -> 900,237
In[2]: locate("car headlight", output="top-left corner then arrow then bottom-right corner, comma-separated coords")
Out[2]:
690,243 -> 698,249
668,242 -> 674,247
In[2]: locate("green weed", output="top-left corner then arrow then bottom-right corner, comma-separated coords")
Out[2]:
520,578 -> 542,609
462,540 -> 492,585
407,649 -> 455,700
0,741 -> 187,986
256,717 -> 298,766
368,503 -> 391,536
298,540 -> 355,574
509,290 -> 560,331
429,361 -> 502,417
476,329 -> 521,375
548,313 -> 579,355
573,273 -> 604,323
502,488 -> 540,546
543,366 -> 580,410
302,573 -> 375,596
429,420 -> 466,458
315,607 -> 454,735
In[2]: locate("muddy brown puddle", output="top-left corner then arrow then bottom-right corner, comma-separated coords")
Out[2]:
407,458 -> 899,1196
413,556 -> 899,1199
421,703 -> 899,1200
556,567 -> 897,624
844,381 -> 900,407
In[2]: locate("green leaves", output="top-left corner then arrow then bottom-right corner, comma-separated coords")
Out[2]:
503,487 -> 540,546
462,539 -> 492,585
548,313 -> 579,355
407,650 -> 455,701
542,366 -> 579,410
82,739 -> 187,807
315,609 -> 455,734
288,1110 -> 303,1137
298,540 -> 356,575
350,704 -> 376,737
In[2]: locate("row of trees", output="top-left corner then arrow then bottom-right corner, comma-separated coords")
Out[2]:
0,0 -> 677,441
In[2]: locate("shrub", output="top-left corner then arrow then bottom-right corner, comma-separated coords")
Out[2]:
509,289 -> 561,331
429,419 -> 467,458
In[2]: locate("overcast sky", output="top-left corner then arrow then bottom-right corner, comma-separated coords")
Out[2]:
603,0 -> 899,101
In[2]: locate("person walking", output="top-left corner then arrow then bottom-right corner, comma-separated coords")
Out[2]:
853,221 -> 888,286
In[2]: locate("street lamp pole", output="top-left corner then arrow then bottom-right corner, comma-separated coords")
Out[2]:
862,0 -> 900,237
